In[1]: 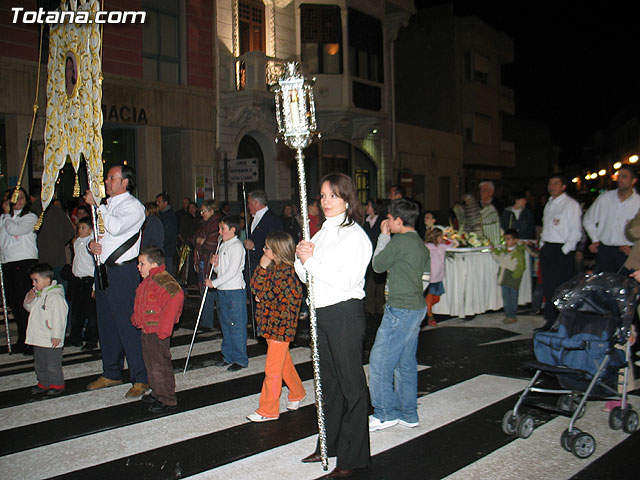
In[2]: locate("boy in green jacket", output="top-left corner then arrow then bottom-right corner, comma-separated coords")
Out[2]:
491,228 -> 526,324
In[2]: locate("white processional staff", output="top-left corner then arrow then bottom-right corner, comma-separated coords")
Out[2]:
271,62 -> 328,470
183,236 -> 223,375
0,263 -> 11,354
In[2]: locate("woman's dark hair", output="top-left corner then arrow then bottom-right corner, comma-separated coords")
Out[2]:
369,199 -> 385,216
320,173 -> 364,226
8,187 -> 32,217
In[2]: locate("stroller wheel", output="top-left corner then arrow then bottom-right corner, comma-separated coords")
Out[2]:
622,409 -> 639,434
501,410 -> 518,435
560,428 -> 580,452
571,432 -> 596,459
609,406 -> 624,430
516,414 -> 535,439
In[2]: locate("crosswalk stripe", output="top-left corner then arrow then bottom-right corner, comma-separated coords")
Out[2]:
198,375 -> 529,479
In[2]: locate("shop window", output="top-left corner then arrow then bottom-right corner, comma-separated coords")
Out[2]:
143,0 -> 181,83
300,4 -> 343,74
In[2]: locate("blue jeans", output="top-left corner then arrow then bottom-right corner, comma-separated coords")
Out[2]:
501,285 -> 518,319
217,289 -> 248,367
369,304 -> 427,423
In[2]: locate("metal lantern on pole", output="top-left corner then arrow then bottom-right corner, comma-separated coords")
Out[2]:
272,62 -> 327,470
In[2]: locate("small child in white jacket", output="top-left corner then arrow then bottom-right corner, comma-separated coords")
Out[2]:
24,263 -> 69,396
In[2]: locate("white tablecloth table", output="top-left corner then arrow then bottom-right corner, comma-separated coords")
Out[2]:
432,247 -> 532,319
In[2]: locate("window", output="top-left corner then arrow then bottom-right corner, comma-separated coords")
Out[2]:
239,0 -> 265,54
300,4 -> 343,74
463,113 -> 492,145
348,9 -> 383,82
464,52 -> 489,84
143,0 -> 181,83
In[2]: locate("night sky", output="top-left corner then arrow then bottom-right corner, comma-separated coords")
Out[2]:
414,1 -> 639,163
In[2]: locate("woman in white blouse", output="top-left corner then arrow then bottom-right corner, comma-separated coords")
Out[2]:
1,188 -> 39,353
295,173 -> 372,478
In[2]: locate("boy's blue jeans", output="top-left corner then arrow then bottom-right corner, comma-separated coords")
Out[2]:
369,304 -> 426,424
502,285 -> 519,319
217,289 -> 248,367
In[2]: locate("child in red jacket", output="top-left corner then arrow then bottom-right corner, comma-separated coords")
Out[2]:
131,246 -> 184,413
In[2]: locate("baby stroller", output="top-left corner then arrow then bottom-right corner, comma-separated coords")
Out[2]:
501,272 -> 639,459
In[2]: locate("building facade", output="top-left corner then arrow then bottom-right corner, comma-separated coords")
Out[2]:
215,0 -> 414,206
394,3 -> 515,209
1,0 -> 216,205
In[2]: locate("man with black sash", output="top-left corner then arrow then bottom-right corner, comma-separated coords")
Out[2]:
84,165 -> 149,397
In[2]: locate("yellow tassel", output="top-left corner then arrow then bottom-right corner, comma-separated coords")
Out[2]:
10,184 -> 21,204
34,210 -> 45,231
73,173 -> 80,197
97,211 -> 105,234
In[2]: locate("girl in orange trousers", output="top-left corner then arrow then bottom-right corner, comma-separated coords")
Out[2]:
247,231 -> 306,421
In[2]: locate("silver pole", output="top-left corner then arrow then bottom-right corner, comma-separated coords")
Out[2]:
242,182 -> 257,341
0,263 -> 12,354
183,237 -> 222,375
295,148 -> 327,470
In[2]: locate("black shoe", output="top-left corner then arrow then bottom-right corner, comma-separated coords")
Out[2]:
148,401 -> 177,414
227,363 -> 245,372
534,324 -> 552,333
81,343 -> 97,351
213,359 -> 231,367
141,394 -> 157,404
47,388 -> 64,397
23,346 -> 33,356
31,385 -> 48,395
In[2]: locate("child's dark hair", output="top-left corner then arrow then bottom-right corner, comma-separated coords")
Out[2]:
78,216 -> 93,229
140,246 -> 165,265
29,263 -> 55,280
504,228 -> 519,239
389,198 -> 419,227
221,215 -> 242,235
425,227 -> 443,245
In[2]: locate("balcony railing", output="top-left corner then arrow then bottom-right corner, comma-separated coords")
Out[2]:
233,52 -> 285,91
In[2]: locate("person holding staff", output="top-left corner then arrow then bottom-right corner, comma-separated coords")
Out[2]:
295,173 -> 372,479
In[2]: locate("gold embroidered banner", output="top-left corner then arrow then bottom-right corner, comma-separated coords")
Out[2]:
42,0 -> 104,213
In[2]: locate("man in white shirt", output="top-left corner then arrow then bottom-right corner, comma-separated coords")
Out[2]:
84,165 -> 148,397
538,175 -> 583,331
583,165 -> 640,273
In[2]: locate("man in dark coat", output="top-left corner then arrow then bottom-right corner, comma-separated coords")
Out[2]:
244,190 -> 282,275
156,193 -> 178,274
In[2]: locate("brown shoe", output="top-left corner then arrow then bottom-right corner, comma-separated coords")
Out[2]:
325,467 -> 353,478
125,383 -> 150,398
87,376 -> 123,391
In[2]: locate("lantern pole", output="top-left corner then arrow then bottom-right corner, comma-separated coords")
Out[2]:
272,62 -> 327,470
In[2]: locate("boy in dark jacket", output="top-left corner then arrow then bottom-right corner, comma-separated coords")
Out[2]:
132,246 -> 184,413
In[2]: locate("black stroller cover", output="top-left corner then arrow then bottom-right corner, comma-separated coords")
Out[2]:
533,272 -> 637,381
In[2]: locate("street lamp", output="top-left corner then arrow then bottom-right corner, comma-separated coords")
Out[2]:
614,161 -> 622,169
629,155 -> 638,163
